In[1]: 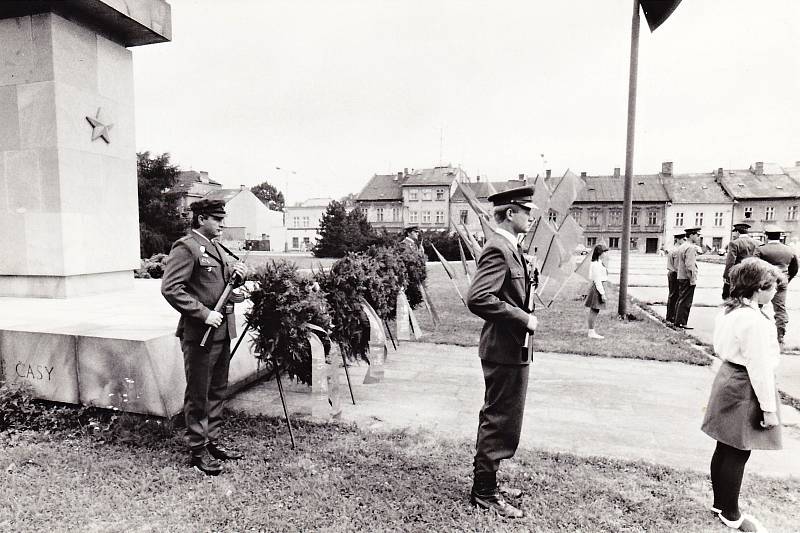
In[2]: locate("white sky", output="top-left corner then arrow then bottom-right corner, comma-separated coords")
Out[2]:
132,1 -> 800,205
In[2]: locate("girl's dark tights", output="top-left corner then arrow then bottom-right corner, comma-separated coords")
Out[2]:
710,441 -> 751,521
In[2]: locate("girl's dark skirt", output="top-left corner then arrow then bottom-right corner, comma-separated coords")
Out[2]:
584,283 -> 606,310
701,361 -> 782,450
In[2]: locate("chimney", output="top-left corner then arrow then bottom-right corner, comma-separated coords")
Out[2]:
476,175 -> 480,182
717,167 -> 723,177
613,167 -> 620,178
240,184 -> 245,190
661,161 -> 673,177
395,171 -> 402,181
546,169 -> 551,179
754,161 -> 764,175
404,167 -> 409,176
580,171 -> 587,178
518,173 -> 525,180
795,161 -> 800,167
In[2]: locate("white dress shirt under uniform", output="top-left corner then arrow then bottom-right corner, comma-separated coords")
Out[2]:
712,299 -> 780,412
589,261 -> 608,297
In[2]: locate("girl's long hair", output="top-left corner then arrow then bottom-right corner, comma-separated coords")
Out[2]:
591,243 -> 609,262
723,258 -> 780,314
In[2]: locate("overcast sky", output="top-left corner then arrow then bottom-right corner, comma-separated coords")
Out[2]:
132,1 -> 800,205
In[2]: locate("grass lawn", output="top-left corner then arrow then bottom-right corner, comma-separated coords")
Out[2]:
3,412 -> 798,532
413,262 -> 711,366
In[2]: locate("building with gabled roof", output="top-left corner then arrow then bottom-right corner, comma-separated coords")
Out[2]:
356,170 -> 408,233
173,170 -> 222,215
402,165 -> 466,232
285,198 -> 335,251
203,186 -> 285,252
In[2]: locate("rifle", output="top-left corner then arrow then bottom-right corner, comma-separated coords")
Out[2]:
199,246 -> 250,348
521,251 -> 539,364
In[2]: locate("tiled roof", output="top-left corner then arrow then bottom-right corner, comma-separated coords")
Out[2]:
204,189 -> 243,203
176,170 -> 221,186
576,175 -> 670,202
717,168 -> 800,199
402,166 -> 461,187
660,174 -> 730,204
450,181 -> 497,202
357,174 -> 406,201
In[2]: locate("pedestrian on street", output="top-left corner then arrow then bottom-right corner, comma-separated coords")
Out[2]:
584,243 -> 609,339
701,258 -> 782,533
466,185 -> 539,518
161,199 -> 248,476
674,227 -> 701,329
723,221 -> 758,299
666,232 -> 686,325
754,225 -> 798,347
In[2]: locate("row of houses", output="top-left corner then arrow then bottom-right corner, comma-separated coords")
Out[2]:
356,161 -> 800,253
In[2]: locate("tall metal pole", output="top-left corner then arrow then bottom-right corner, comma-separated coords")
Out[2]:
618,0 -> 640,318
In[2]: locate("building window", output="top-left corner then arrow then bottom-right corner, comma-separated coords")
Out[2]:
459,210 -> 468,224
436,188 -> 445,201
765,206 -> 775,221
631,209 -> 639,226
570,208 -> 582,223
548,209 -> 558,225
422,211 -> 431,223
744,207 -> 753,219
695,212 -> 703,227
588,210 -> 599,225
392,208 -> 399,221
609,210 -> 621,226
422,190 -> 432,201
630,237 -> 638,250
409,210 -> 418,223
376,208 -> 384,222
714,212 -> 724,227
292,216 -> 300,228
302,216 -> 310,228
675,212 -> 683,227
292,237 -> 299,249
587,236 -> 597,247
435,211 -> 444,224
303,237 -> 310,246
609,236 -> 620,249
788,205 -> 798,221
409,190 -> 418,201
713,237 -> 723,251
647,210 -> 657,226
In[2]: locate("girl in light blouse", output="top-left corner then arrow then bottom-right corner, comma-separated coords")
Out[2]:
701,258 -> 782,533
584,243 -> 609,339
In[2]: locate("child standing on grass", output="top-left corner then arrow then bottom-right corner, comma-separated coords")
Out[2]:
584,243 -> 609,339
701,258 -> 783,533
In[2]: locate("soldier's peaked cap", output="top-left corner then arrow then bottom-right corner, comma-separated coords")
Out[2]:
674,232 -> 686,239
190,199 -> 226,217
684,227 -> 701,235
404,225 -> 420,234
487,186 -> 538,210
732,221 -> 751,229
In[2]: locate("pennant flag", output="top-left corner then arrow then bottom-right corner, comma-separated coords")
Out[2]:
535,234 -> 575,307
478,214 -> 496,241
429,242 -> 467,306
451,218 -> 481,260
547,169 -> 585,221
461,224 -> 484,263
575,253 -> 592,281
456,181 -> 492,220
524,215 -> 557,260
458,239 -> 471,284
640,0 -> 683,32
555,214 -> 584,259
529,174 -> 552,216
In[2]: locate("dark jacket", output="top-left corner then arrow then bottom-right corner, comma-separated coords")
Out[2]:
467,233 -> 531,365
724,235 -> 758,282
161,232 -> 240,342
755,241 -> 798,286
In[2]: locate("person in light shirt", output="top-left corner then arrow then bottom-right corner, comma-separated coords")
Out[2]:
584,243 -> 609,339
701,258 -> 783,533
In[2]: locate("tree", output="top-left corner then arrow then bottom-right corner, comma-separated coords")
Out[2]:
137,151 -> 186,258
313,200 -> 349,257
344,206 -> 379,252
250,181 -> 285,211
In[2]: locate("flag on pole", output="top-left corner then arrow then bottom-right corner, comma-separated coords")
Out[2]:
457,239 -> 471,284
575,252 -> 592,281
451,218 -> 481,261
547,170 -> 585,221
478,214 -> 496,242
429,242 -> 466,306
456,181 -> 491,220
640,0 -> 683,32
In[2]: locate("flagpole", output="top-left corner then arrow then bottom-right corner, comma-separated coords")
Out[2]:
618,0 -> 640,319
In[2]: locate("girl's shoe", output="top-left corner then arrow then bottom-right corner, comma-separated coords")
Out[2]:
718,512 -> 766,533
588,330 -> 604,339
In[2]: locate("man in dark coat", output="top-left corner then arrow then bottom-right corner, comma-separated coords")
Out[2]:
666,232 -> 686,325
674,227 -> 701,329
402,225 -> 424,256
161,199 -> 247,475
755,225 -> 798,345
722,221 -> 757,299
466,186 -> 538,518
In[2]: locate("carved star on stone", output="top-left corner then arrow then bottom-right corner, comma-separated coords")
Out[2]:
86,108 -> 113,144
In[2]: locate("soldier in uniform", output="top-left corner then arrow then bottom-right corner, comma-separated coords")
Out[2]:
674,227 -> 701,329
402,225 -> 424,256
723,221 -> 757,299
161,199 -> 247,476
466,186 -> 538,518
755,225 -> 798,346
666,232 -> 686,325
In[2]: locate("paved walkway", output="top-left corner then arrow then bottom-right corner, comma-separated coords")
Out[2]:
229,341 -> 800,478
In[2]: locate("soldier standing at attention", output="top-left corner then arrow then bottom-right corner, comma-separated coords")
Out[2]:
723,221 -> 757,299
754,225 -> 798,347
402,225 -> 425,256
675,227 -> 702,329
161,199 -> 247,476
666,232 -> 686,325
466,186 -> 538,518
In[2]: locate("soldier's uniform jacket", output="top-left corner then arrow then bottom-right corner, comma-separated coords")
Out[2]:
161,232 -> 242,342
467,232 -> 530,365
676,241 -> 698,285
755,241 -> 799,287
723,235 -> 757,282
667,246 -> 681,273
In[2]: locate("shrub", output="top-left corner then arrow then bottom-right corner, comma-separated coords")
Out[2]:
420,230 -> 474,262
134,253 -> 168,279
395,243 -> 427,308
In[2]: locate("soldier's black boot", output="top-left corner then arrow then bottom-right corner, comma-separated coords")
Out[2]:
470,472 -> 523,518
208,441 -> 243,461
190,447 -> 223,476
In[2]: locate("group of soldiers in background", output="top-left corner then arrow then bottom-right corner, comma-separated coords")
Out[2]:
666,221 -> 798,346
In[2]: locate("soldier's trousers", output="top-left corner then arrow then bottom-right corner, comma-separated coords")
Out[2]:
474,360 -> 530,475
771,284 -> 788,341
181,337 -> 231,450
675,279 -> 695,326
666,272 -> 678,323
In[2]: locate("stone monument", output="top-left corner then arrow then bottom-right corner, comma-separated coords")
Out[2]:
0,1 -> 266,416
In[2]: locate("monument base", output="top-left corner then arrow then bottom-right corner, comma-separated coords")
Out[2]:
0,271 -> 136,298
0,279 -> 267,417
